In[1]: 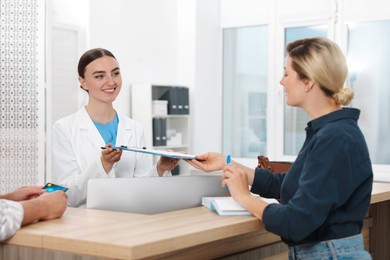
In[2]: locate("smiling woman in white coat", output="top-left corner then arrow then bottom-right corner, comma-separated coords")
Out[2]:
51,48 -> 178,207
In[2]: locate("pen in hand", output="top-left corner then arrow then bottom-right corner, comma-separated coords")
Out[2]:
226,154 -> 231,191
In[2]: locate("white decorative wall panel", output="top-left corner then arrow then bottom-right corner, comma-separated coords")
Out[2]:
0,0 -> 44,193
50,26 -> 81,125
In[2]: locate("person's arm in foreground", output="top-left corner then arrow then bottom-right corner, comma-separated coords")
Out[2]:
0,187 -> 67,241
0,186 -> 45,201
20,191 -> 67,225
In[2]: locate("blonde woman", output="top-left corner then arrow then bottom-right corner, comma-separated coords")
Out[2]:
187,37 -> 372,259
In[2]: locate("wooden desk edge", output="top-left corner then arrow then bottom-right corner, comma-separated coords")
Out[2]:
2,181 -> 390,259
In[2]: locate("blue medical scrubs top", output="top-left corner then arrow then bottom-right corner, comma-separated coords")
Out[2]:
93,113 -> 119,146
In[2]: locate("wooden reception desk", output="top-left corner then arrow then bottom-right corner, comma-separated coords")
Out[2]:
1,182 -> 390,260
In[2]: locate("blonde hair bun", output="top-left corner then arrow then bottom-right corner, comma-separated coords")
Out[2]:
334,87 -> 354,106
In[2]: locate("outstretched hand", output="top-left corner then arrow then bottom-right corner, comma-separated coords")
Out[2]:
185,152 -> 226,172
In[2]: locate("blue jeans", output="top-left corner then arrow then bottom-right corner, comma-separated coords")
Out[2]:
288,234 -> 371,260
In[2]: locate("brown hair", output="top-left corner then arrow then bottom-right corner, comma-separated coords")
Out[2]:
78,48 -> 116,78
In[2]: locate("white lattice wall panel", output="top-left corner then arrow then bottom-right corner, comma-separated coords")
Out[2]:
0,0 -> 42,193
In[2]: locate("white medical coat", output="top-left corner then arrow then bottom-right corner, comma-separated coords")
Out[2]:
51,107 -> 169,207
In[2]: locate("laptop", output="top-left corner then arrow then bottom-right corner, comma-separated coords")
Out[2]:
86,175 -> 230,214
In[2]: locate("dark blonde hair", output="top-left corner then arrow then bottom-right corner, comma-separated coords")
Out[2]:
287,37 -> 353,106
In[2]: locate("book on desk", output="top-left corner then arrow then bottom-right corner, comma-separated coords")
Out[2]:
202,196 -> 279,216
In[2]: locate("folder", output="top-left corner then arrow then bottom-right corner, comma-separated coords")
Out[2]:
153,118 -> 167,147
177,88 -> 183,114
153,118 -> 161,146
160,118 -> 167,146
178,87 -> 189,115
162,88 -> 179,115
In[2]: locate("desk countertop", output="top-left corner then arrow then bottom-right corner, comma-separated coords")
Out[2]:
370,181 -> 390,203
6,205 -> 278,259
5,182 -> 390,260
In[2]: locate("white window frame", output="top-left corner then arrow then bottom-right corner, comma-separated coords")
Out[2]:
220,0 -> 390,175
275,17 -> 336,162
340,0 -> 390,174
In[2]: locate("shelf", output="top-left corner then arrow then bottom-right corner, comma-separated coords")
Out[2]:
131,83 -> 191,175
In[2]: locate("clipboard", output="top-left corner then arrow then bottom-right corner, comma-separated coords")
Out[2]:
101,146 -> 196,160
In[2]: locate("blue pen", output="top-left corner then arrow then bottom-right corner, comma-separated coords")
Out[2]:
226,154 -> 231,190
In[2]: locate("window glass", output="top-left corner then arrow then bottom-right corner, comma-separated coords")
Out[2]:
222,26 -> 268,157
347,20 -> 390,164
283,25 -> 327,155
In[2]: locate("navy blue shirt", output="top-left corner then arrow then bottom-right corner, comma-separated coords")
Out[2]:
251,108 -> 373,246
